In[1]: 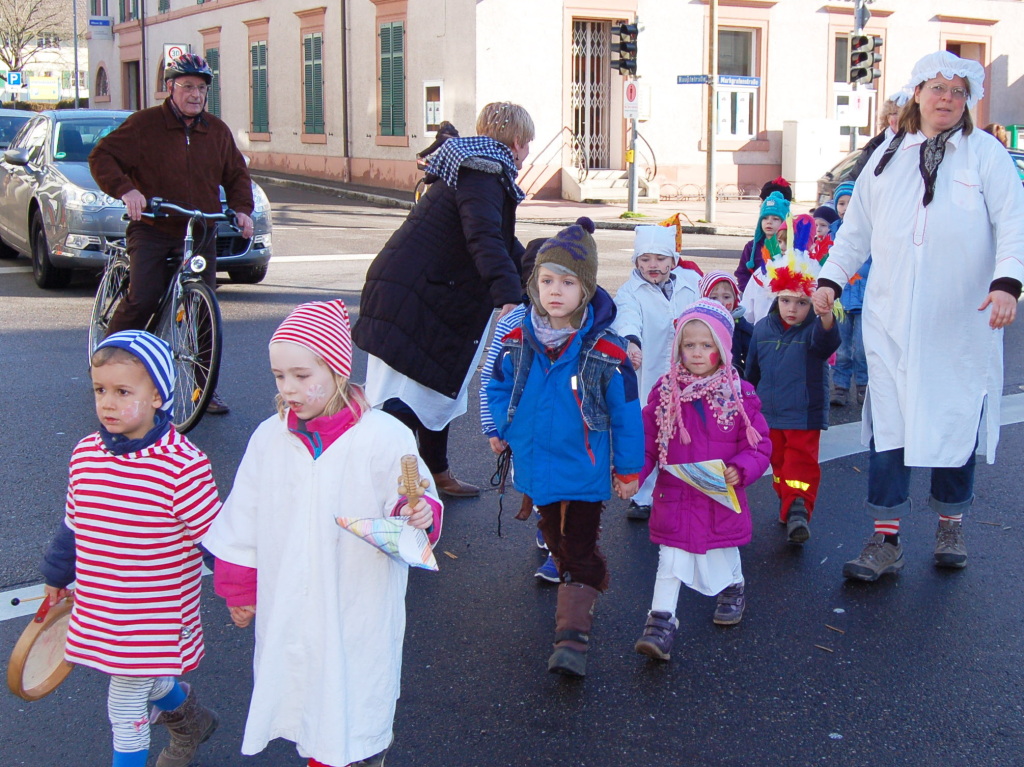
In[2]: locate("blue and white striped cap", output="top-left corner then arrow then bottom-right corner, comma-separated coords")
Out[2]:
94,330 -> 175,414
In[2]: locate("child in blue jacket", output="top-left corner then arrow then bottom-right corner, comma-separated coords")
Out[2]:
487,217 -> 644,679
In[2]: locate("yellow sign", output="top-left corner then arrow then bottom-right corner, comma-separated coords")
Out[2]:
28,76 -> 59,102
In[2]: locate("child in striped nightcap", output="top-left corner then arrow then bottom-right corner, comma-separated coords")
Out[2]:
41,329 -> 223,767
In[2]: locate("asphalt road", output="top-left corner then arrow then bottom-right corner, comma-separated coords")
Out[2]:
1,186 -> 1023,767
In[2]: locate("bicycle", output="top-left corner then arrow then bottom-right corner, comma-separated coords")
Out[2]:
89,198 -> 238,434
413,158 -> 429,205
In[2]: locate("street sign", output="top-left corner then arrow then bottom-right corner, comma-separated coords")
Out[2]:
7,72 -> 22,87
718,75 -> 760,88
163,43 -> 189,70
624,80 -> 640,119
677,74 -> 710,85
89,16 -> 112,40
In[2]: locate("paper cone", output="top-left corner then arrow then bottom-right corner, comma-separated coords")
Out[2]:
662,460 -> 742,514
335,516 -> 439,571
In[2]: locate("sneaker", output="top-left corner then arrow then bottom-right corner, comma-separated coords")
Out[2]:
626,500 -> 651,520
830,386 -> 848,407
786,498 -> 811,544
206,391 -> 230,415
534,510 -> 548,550
842,533 -> 905,581
934,520 -> 968,569
634,611 -> 677,661
713,582 -> 746,625
534,554 -> 560,583
856,385 -> 868,404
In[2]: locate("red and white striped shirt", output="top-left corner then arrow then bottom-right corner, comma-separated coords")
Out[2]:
63,429 -> 221,676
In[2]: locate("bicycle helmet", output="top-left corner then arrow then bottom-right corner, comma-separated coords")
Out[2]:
165,53 -> 213,85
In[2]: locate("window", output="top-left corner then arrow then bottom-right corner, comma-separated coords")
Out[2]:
90,0 -> 108,16
834,35 -> 850,83
303,33 -> 324,134
119,0 -> 138,22
379,21 -> 405,137
250,40 -> 268,133
96,67 -> 109,96
206,48 -> 221,118
37,32 -> 60,48
717,28 -> 757,139
158,0 -> 169,12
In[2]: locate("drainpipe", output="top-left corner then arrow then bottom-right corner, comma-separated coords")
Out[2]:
139,0 -> 147,108
340,0 -> 350,179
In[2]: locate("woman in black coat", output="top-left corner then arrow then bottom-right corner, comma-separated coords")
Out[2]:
353,102 -> 535,496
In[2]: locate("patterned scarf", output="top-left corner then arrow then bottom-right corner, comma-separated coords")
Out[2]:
655,365 -> 744,465
427,135 -> 525,202
530,306 -> 584,350
873,116 -> 965,206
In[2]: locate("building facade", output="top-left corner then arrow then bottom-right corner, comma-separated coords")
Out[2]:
86,0 -> 1024,200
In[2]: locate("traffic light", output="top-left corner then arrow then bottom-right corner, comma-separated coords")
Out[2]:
849,34 -> 883,85
611,23 -> 638,76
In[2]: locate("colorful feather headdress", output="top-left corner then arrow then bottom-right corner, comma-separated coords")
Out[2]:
766,213 -> 819,297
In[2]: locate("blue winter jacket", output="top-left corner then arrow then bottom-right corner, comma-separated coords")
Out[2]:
487,289 -> 645,506
829,218 -> 870,312
745,307 -> 841,431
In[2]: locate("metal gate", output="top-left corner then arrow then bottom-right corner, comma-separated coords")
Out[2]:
570,20 -> 611,177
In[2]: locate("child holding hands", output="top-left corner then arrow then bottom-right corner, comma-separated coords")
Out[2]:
41,330 -> 222,767
633,300 -> 770,661
203,300 -> 442,767
488,218 -> 645,678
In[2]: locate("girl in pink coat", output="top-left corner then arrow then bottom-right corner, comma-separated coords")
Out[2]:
634,299 -> 771,662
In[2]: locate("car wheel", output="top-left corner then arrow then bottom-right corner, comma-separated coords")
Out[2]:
228,264 -> 268,284
31,211 -> 72,289
0,236 -> 18,259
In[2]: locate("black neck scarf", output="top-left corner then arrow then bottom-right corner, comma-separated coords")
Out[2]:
873,117 -> 965,207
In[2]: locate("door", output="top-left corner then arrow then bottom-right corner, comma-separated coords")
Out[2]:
570,20 -> 612,174
123,61 -> 140,111
0,117 -> 48,253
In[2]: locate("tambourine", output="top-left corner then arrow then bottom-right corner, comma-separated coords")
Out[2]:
7,595 -> 75,701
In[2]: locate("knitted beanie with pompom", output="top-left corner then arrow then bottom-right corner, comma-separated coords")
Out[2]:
529,216 -> 598,328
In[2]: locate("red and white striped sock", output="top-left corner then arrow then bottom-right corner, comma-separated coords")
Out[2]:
938,513 -> 963,523
874,519 -> 900,537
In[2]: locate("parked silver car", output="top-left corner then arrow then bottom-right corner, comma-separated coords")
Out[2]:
0,108 -> 33,151
0,109 -> 273,288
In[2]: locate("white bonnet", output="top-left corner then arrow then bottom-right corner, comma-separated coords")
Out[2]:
887,86 -> 913,108
907,51 -> 985,108
633,225 -> 677,264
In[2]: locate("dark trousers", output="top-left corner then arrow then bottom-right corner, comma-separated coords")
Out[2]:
382,398 -> 450,474
107,223 -> 217,336
769,428 -> 822,520
537,500 -> 607,591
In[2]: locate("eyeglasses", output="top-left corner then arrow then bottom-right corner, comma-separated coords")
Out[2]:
926,83 -> 968,100
174,83 -> 209,95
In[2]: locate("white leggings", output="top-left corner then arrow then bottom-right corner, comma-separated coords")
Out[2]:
107,675 -> 176,753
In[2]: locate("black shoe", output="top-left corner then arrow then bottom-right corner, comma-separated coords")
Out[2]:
206,392 -> 230,415
786,499 -> 810,544
626,501 -> 651,520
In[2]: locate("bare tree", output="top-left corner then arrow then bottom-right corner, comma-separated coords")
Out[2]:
0,0 -> 82,73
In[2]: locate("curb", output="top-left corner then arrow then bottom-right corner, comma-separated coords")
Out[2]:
520,218 -> 750,237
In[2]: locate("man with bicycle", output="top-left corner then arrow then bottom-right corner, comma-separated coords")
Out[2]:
90,53 -> 254,414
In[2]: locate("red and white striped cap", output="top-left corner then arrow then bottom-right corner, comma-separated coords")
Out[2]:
270,300 -> 353,378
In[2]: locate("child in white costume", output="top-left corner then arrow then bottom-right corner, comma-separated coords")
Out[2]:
613,224 -> 701,518
204,300 -> 442,767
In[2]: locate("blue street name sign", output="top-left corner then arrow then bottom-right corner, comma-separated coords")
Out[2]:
718,75 -> 760,87
677,75 -> 710,85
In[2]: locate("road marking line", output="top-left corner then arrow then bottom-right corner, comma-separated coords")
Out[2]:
0,266 -> 32,274
271,254 -> 376,263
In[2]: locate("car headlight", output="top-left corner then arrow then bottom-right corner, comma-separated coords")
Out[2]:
251,183 -> 271,215
65,184 -> 123,212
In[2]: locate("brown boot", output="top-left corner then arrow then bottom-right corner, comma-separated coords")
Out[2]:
151,683 -> 219,767
547,582 -> 599,677
432,468 -> 480,497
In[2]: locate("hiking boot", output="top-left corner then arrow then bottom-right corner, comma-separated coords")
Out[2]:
534,553 -> 560,583
842,533 -> 904,582
830,386 -> 848,407
713,582 -> 746,626
786,498 -> 811,544
634,610 -> 677,661
206,391 -> 230,415
548,583 -> 599,677
626,500 -> 651,520
934,520 -> 968,569
856,385 -> 868,404
151,683 -> 218,767
431,469 -> 480,497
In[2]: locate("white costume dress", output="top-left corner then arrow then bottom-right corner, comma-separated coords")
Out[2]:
819,128 -> 1024,467
203,410 -> 440,766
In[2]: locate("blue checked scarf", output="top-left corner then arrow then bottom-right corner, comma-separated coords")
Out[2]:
426,136 -> 525,202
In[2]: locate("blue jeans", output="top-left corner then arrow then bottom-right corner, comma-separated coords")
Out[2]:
865,439 -> 976,519
833,311 -> 867,390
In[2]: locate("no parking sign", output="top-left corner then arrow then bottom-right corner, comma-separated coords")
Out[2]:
624,81 -> 639,120
163,44 -> 189,70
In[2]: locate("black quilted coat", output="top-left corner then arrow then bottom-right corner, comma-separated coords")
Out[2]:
353,159 -> 525,398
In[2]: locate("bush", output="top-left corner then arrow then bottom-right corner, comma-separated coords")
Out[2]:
0,99 -> 90,111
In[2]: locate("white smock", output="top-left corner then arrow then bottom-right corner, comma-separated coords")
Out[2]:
739,267 -> 775,326
658,544 -> 742,597
203,410 -> 440,767
364,324 -> 490,431
819,129 -> 1024,466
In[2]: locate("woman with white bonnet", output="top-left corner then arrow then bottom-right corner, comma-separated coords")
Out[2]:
813,51 -> 1024,581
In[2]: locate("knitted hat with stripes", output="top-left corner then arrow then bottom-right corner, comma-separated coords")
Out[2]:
94,330 -> 174,413
270,300 -> 353,378
698,270 -> 740,302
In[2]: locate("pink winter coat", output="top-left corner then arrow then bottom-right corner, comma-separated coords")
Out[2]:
639,379 -> 771,554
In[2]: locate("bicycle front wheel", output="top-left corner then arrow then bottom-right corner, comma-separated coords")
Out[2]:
88,255 -> 130,363
413,178 -> 427,205
156,281 -> 222,434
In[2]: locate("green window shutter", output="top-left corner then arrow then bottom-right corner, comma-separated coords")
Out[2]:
250,41 -> 268,133
205,48 -> 221,118
312,33 -> 324,134
303,33 -> 323,134
158,0 -> 168,12
379,21 -> 405,137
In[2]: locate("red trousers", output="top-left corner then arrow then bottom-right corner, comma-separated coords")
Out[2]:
769,428 -> 822,520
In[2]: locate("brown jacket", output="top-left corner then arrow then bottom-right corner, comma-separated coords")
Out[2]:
89,99 -> 254,237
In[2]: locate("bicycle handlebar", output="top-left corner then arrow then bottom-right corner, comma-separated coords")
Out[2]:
121,197 -> 239,230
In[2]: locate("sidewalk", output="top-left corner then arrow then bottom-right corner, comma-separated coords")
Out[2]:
250,169 -> 762,237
